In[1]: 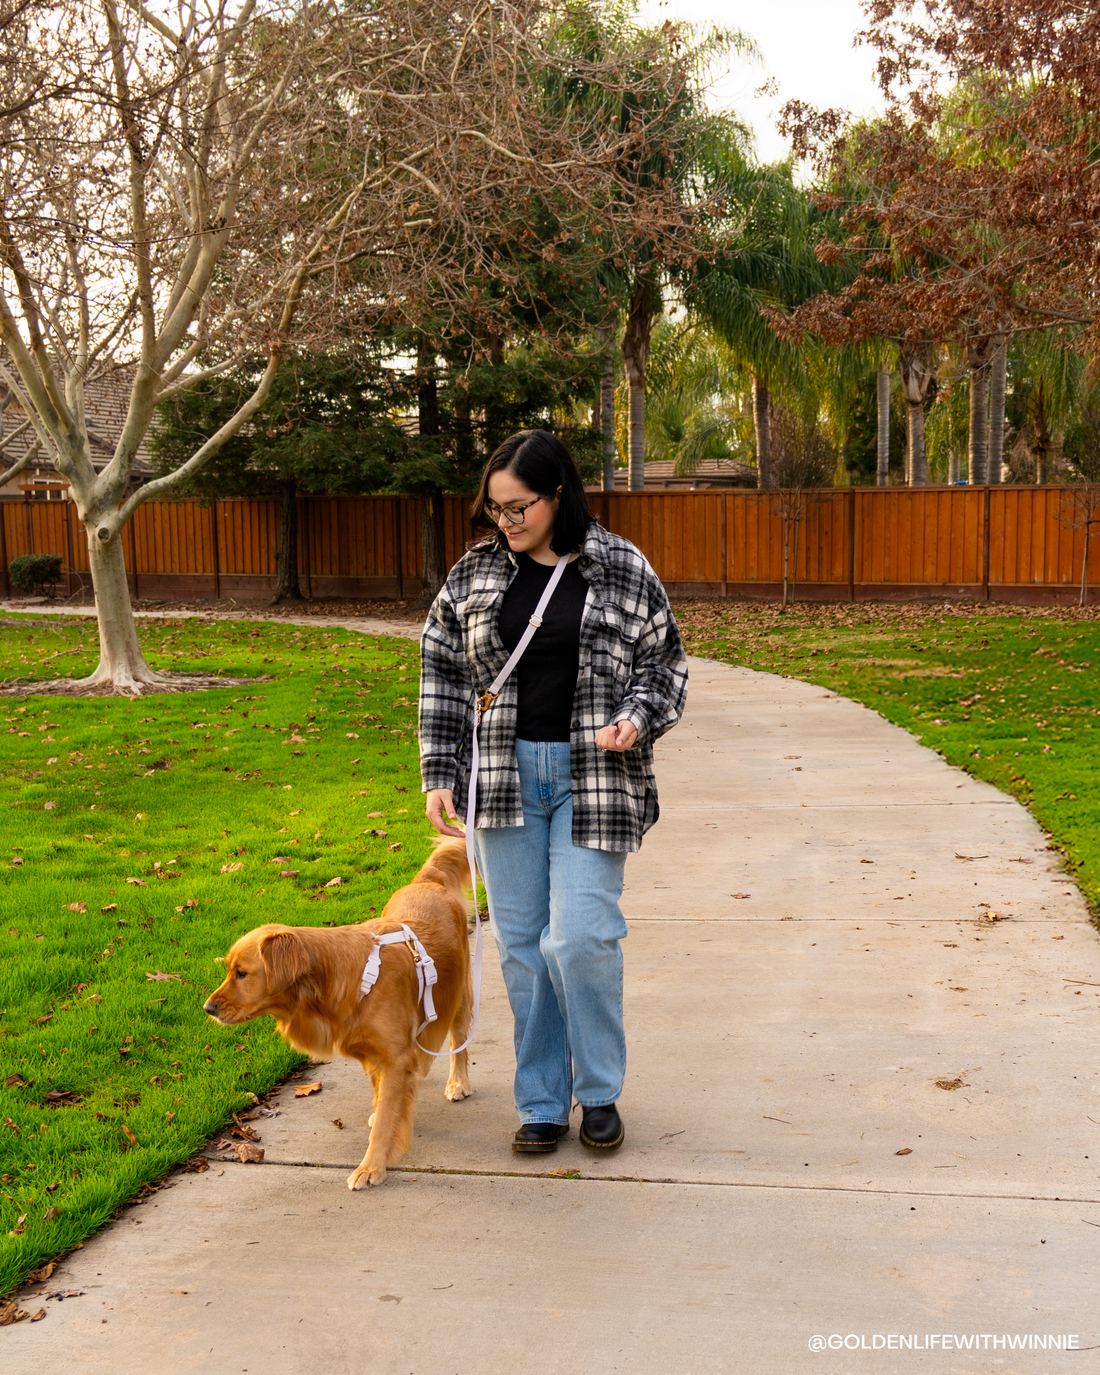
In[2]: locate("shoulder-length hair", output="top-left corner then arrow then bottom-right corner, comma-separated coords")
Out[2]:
469,430 -> 594,556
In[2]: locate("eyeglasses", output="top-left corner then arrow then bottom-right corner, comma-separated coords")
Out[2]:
484,496 -> 543,526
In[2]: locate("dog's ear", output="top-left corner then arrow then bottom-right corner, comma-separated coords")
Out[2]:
258,930 -> 312,988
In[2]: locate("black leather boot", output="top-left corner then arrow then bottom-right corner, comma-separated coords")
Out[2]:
579,1103 -> 624,1151
513,1122 -> 569,1154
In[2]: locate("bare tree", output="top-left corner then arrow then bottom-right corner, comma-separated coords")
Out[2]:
0,0 -> 702,690
767,408 -> 836,605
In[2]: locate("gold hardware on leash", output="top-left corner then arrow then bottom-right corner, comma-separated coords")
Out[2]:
476,689 -> 497,722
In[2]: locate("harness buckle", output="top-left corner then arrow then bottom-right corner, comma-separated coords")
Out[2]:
476,689 -> 496,722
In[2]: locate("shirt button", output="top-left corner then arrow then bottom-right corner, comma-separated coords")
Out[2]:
571,719 -> 580,728
570,771 -> 579,779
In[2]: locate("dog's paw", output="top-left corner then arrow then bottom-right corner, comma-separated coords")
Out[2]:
347,1163 -> 386,1190
444,1080 -> 471,1102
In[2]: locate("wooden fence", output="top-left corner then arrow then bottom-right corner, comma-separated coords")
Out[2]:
1,486 -> 1097,603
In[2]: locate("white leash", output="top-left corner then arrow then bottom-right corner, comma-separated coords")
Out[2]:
363,554 -> 571,1059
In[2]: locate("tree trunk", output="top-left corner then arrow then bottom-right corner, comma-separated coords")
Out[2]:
988,336 -> 1007,484
270,480 -> 302,603
600,348 -> 616,493
948,451 -> 960,484
967,338 -> 996,484
907,400 -> 927,486
418,486 -> 447,607
876,368 -> 890,486
899,344 -> 933,487
622,283 -> 653,492
753,375 -> 773,489
73,519 -> 163,692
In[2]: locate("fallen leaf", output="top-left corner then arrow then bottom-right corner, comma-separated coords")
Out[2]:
0,1300 -> 23,1325
43,1207 -> 61,1221
47,756 -> 57,765
29,1308 -> 47,1322
294,1082 -> 322,1097
121,1123 -> 139,1147
367,811 -> 384,818
100,903 -> 117,912
332,1118 -> 344,1129
27,1261 -> 56,1283
125,877 -> 147,886
145,971 -> 181,982
982,911 -> 1009,922
279,869 -> 299,878
346,732 -> 359,738
43,801 -> 56,811
184,1157 -> 209,1173
3,1074 -> 28,1088
730,892 -> 750,899
220,862 -> 242,874
11,857 -> 23,866
954,853 -> 988,861
324,876 -> 343,888
30,1014 -> 52,1026
365,829 -> 387,838
183,898 -> 199,908
860,858 -> 875,864
236,1143 -> 264,1164
66,902 -> 87,913
934,1078 -> 966,1091
894,1147 -> 913,1156
388,842 -> 402,852
43,1090 -> 81,1106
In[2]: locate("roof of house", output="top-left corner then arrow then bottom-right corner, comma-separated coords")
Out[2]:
0,366 -> 153,497
588,457 -> 758,491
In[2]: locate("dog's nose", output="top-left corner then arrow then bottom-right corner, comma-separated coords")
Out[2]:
203,999 -> 219,1017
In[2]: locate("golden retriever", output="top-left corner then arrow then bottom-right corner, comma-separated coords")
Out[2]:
203,837 -> 473,1189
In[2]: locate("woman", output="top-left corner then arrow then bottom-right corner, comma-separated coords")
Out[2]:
419,430 -> 688,1154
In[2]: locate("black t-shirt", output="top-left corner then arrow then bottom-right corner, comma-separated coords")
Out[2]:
499,552 -> 588,742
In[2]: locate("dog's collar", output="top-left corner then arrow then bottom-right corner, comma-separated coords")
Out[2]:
359,926 -> 438,1034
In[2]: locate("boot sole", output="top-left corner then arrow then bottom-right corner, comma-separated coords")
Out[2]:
579,1128 -> 624,1151
512,1140 -> 561,1154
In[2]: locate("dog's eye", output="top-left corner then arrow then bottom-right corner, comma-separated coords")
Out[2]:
235,968 -> 249,980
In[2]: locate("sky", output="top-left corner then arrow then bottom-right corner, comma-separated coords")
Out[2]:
635,0 -> 886,165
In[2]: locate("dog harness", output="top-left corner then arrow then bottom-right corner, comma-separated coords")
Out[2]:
393,553 -> 570,1060
359,924 -> 439,1035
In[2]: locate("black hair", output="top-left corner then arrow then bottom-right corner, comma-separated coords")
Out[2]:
470,430 -> 594,555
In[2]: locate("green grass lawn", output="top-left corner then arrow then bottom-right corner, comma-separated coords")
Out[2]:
0,612 -> 427,1296
676,600 -> 1100,916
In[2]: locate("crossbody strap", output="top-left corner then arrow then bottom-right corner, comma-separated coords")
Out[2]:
417,553 -> 571,1058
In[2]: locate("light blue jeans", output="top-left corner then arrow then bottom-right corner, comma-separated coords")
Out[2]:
475,739 -> 628,1125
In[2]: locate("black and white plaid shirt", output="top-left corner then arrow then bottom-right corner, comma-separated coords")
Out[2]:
418,521 -> 688,853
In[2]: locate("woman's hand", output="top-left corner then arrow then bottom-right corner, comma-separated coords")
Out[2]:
595,719 -> 638,752
425,788 -> 465,837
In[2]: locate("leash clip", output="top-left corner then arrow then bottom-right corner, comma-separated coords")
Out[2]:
475,689 -> 496,723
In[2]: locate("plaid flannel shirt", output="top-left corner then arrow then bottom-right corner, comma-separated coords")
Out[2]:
418,521 -> 688,853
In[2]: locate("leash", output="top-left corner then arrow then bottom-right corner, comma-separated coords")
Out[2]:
362,553 -> 571,1059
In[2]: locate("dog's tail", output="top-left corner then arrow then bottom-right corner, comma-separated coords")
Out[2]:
414,835 -> 473,904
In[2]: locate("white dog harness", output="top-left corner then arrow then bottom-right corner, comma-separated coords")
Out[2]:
359,924 -> 439,1035
363,554 -> 569,1059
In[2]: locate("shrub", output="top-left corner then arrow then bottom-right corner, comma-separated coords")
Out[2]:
8,552 -> 63,596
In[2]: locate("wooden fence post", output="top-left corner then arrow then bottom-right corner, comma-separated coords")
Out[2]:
64,497 -> 77,597
301,495 -> 313,599
0,503 -> 9,595
129,516 -> 140,600
847,488 -> 856,602
394,498 -> 405,600
210,504 -> 221,600
982,486 -> 991,601
719,493 -> 728,598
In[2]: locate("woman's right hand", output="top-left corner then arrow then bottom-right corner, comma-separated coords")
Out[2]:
425,788 -> 465,838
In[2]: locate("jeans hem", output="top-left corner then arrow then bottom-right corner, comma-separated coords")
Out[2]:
520,1117 -> 570,1126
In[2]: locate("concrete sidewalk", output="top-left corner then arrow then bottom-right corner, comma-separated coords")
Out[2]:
6,660 -> 1099,1373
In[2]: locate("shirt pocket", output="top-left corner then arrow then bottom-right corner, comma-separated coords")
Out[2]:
460,590 -> 505,688
591,601 -> 645,689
